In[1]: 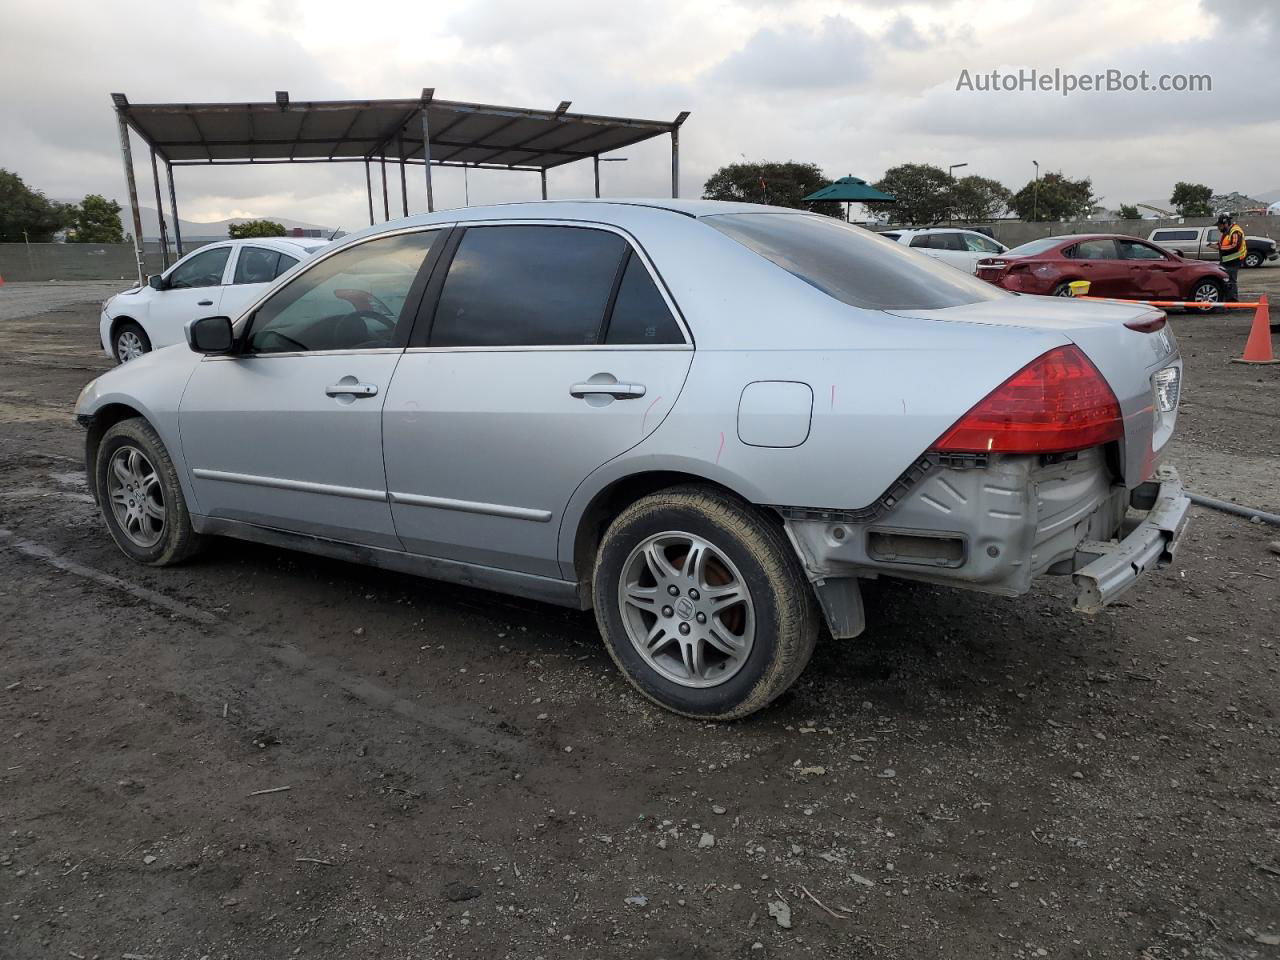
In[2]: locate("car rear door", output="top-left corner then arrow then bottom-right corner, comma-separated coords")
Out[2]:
381,222 -> 694,578
1065,238 -> 1124,296
178,229 -> 443,548
219,245 -> 297,319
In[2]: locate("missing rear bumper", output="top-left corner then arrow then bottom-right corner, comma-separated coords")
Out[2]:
1071,466 -> 1190,613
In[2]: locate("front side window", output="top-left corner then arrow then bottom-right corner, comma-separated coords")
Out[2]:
233,247 -> 281,285
167,247 -> 231,289
704,213 -> 1006,311
964,233 -> 1003,254
1068,239 -> 1119,260
604,253 -> 683,345
430,225 -> 627,347
1118,239 -> 1165,261
245,230 -> 438,354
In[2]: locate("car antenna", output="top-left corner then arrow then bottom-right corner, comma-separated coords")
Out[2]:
328,225 -> 342,241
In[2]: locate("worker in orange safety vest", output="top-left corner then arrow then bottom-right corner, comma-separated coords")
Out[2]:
1216,212 -> 1247,301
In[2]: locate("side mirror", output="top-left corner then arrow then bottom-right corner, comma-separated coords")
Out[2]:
186,315 -> 235,355
147,274 -> 166,291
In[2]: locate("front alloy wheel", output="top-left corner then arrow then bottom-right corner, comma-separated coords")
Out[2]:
1191,281 -> 1222,310
618,532 -> 756,688
105,446 -> 166,548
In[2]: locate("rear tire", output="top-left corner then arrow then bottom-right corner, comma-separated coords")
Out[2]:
592,485 -> 819,720
1052,282 -> 1076,297
113,321 -> 151,364
96,417 -> 203,566
1243,252 -> 1262,269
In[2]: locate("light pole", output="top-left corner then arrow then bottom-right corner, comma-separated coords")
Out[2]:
948,162 -> 968,225
1032,160 -> 1040,222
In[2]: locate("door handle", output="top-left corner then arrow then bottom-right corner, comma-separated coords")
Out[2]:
325,382 -> 379,398
570,382 -> 646,399
197,299 -> 214,306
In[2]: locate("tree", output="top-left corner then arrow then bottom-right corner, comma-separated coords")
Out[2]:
0,168 -> 73,242
702,162 -> 841,217
1170,182 -> 1213,217
948,175 -> 1011,222
873,164 -> 952,225
1009,171 -> 1096,221
1117,203 -> 1142,220
65,194 -> 124,243
229,219 -> 286,239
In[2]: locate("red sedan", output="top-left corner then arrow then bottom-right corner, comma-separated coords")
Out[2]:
976,234 -> 1230,303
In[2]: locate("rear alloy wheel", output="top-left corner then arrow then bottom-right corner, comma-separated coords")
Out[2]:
96,417 -> 203,565
593,485 -> 819,720
1189,279 -> 1222,311
1243,252 -> 1262,269
1052,282 -> 1076,297
113,321 -> 151,363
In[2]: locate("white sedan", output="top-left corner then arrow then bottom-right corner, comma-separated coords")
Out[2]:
880,227 -> 1008,274
100,237 -> 330,363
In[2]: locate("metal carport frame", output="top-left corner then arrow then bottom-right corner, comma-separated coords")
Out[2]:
111,89 -> 690,285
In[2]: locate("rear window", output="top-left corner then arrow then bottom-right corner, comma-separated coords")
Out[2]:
703,214 -> 1005,311
1003,237 -> 1063,257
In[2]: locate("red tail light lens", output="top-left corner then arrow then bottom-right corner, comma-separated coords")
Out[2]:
932,345 -> 1123,454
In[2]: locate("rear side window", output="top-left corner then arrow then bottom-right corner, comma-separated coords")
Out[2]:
275,254 -> 299,278
703,213 -> 1006,310
234,247 -> 281,284
908,234 -> 933,249
430,226 -> 627,347
604,253 -> 683,345
1004,237 -> 1063,257
1117,239 -> 1165,260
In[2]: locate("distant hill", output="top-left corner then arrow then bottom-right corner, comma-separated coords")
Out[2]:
53,200 -> 337,240
124,206 -> 337,240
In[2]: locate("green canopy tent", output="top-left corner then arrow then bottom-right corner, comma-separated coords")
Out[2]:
803,175 -> 896,221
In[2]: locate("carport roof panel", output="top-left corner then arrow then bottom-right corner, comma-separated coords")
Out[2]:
116,95 -> 685,169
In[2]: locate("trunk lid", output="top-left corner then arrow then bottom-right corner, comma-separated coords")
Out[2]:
888,295 -> 1181,488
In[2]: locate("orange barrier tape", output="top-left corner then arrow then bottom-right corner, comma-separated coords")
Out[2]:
1078,296 -> 1261,309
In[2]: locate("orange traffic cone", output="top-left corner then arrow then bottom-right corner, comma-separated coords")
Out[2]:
1231,295 -> 1277,365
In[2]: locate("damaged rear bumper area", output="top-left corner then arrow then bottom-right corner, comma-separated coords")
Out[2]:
1071,465 -> 1190,612
781,450 -> 1191,637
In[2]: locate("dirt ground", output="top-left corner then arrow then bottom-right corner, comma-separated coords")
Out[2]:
1,272 -> 1278,960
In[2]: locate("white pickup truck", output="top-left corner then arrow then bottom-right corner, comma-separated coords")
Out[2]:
1148,226 -> 1277,268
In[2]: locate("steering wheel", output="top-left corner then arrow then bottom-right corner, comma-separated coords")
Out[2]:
346,309 -> 397,332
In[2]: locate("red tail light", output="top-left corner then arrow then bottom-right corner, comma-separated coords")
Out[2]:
932,345 -> 1123,454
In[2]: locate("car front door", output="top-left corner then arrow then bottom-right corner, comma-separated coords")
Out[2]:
382,223 -> 694,578
177,229 -> 443,548
147,245 -> 233,348
1117,238 -> 1181,300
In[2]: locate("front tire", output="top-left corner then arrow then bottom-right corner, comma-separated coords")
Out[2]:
592,485 -> 819,720
1188,278 -> 1222,312
113,321 -> 151,364
96,417 -> 202,565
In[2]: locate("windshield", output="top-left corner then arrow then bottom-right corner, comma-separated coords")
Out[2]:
1004,237 -> 1065,257
702,213 -> 1007,310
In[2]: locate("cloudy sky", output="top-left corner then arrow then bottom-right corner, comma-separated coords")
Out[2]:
1,0 -> 1275,229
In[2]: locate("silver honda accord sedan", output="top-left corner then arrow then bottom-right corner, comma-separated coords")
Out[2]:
75,199 -> 1190,719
